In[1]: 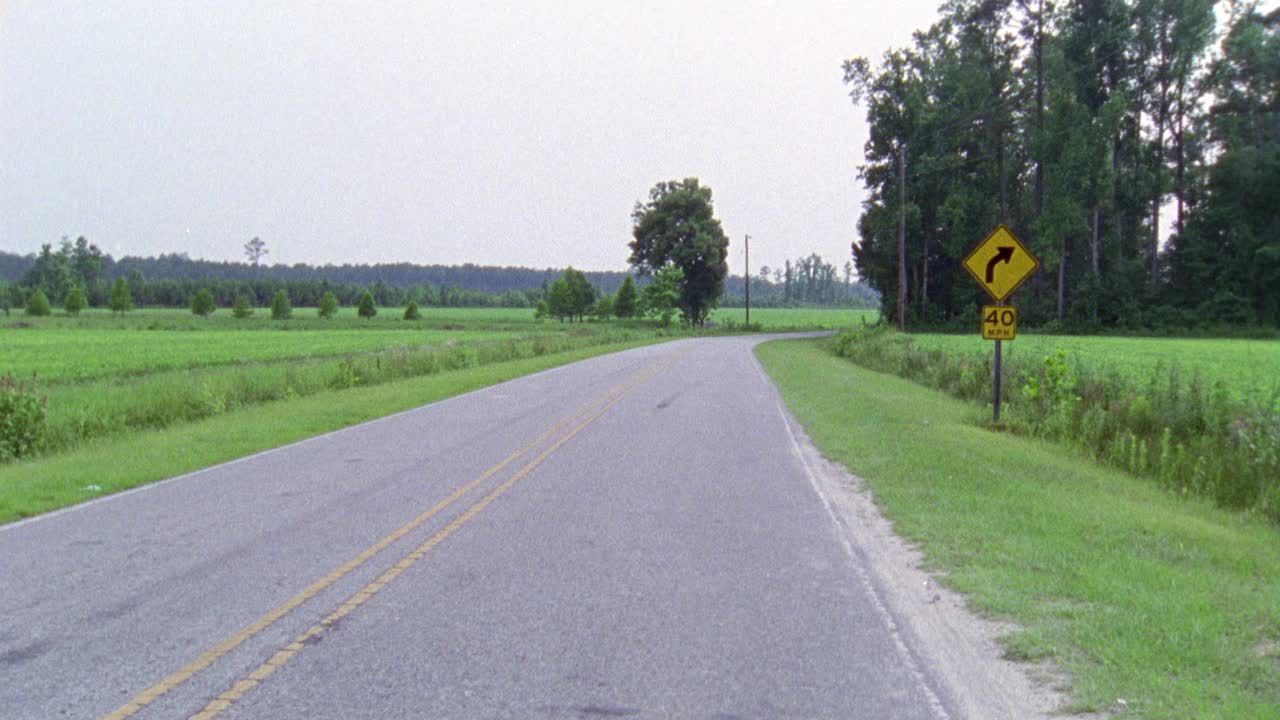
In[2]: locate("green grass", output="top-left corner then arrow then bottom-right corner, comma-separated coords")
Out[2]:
0,305 -> 869,519
909,332 -> 1280,401
757,338 -> 1280,720
0,339 -> 664,523
710,306 -> 878,329
2,327 -> 510,382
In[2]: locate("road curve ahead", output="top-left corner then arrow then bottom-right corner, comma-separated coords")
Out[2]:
1,336 -> 957,719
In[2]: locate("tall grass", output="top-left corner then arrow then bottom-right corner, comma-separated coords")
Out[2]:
35,329 -> 654,456
831,326 -> 1280,520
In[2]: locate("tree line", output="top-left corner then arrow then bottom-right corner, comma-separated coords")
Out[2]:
845,0 -> 1278,330
1,238 -> 878,314
721,253 -> 880,308
0,241 -> 639,311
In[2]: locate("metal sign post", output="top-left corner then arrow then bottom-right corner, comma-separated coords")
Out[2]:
964,226 -> 1038,424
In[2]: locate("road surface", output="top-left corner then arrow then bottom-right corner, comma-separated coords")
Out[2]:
2,336 -> 967,719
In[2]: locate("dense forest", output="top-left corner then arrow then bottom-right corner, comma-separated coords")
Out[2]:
0,244 -> 877,311
845,0 -> 1278,331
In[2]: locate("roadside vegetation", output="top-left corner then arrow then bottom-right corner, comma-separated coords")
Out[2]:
758,338 -> 1280,720
831,325 -> 1280,519
0,304 -> 863,522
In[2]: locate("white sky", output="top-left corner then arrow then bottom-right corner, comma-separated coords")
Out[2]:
2,1 -> 954,273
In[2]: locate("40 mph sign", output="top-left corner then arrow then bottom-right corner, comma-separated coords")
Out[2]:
962,225 -> 1039,302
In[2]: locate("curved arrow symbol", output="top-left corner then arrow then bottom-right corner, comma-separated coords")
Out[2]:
986,246 -> 1014,283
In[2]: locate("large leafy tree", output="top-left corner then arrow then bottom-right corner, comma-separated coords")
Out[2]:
1165,2 -> 1280,325
628,178 -> 729,326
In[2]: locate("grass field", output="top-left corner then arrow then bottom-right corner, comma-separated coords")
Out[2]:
909,332 -> 1280,401
758,338 -> 1280,720
0,305 -> 861,521
710,306 -> 877,329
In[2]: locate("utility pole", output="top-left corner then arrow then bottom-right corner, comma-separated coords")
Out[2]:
898,142 -> 908,331
744,234 -> 751,326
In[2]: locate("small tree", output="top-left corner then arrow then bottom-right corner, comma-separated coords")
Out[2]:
640,266 -> 684,326
109,277 -> 133,314
244,236 -> 268,266
270,289 -> 292,320
0,282 -> 11,316
592,293 -> 614,320
547,277 -> 573,321
318,291 -> 339,319
63,285 -> 88,315
614,275 -> 638,318
232,291 -> 254,318
566,268 -> 595,321
357,290 -> 377,319
191,288 -> 216,317
403,301 -> 421,320
535,298 -> 549,319
25,289 -> 51,317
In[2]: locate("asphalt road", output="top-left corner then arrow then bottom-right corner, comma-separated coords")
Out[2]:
1,336 -> 959,719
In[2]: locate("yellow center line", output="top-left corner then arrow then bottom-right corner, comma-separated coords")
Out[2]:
101,354 -> 676,720
191,360 -> 665,718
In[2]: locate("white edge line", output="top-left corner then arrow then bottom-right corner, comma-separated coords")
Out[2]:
750,339 -> 953,720
1,340 -> 691,533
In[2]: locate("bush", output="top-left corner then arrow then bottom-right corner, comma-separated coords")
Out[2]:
270,289 -> 292,320
64,285 -> 88,315
357,290 -> 377,319
0,374 -> 47,461
232,292 -> 254,318
109,278 -> 133,314
25,289 -> 51,316
403,301 -> 421,320
191,288 -> 216,317
318,291 -> 338,319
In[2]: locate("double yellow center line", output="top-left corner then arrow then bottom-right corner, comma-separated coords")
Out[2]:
104,352 -> 678,720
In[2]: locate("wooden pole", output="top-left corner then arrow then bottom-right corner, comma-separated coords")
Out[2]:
744,234 -> 751,326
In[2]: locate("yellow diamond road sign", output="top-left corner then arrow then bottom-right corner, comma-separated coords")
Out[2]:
963,225 -> 1039,302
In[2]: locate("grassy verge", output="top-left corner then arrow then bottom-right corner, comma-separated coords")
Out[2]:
831,326 -> 1280,518
31,329 -> 659,454
757,338 -> 1280,720
0,338 -> 664,524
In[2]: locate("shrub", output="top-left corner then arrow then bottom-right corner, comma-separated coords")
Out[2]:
109,278 -> 133,313
615,275 -> 638,318
0,373 -> 47,461
64,285 -> 88,315
357,290 -> 377,319
318,291 -> 338,319
191,288 -> 216,317
25,289 -> 51,316
592,294 -> 614,320
232,292 -> 254,318
403,301 -> 421,320
270,289 -> 292,320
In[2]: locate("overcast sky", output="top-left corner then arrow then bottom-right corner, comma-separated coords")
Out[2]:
3,1 -> 951,273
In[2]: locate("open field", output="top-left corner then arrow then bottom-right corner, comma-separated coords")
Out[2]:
909,332 -> 1280,402
0,306 -> 861,520
710,306 -> 877,329
758,338 -> 1280,720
